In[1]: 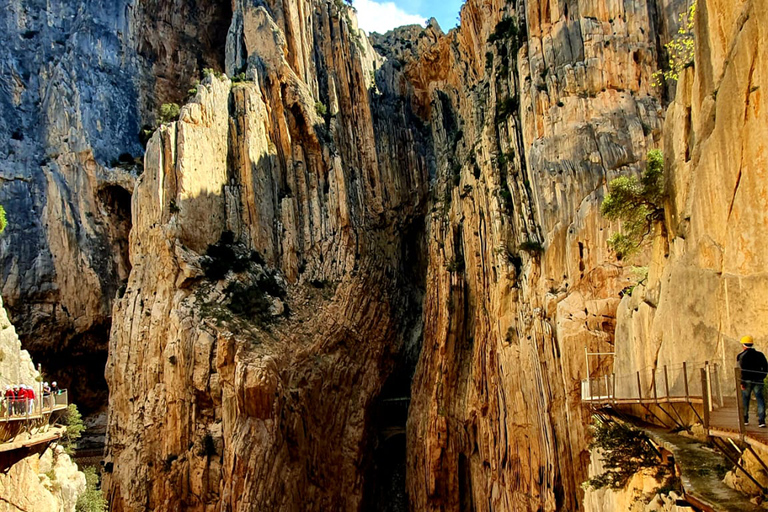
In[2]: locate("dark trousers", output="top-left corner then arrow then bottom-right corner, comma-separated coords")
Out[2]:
743,381 -> 766,424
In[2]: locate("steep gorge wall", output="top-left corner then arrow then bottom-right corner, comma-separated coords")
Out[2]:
614,0 -> 767,395
103,1 -> 431,510
0,0 -> 702,510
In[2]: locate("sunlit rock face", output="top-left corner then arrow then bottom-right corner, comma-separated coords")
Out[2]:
614,0 -> 768,396
1,0 -> 721,510
0,0 -> 232,414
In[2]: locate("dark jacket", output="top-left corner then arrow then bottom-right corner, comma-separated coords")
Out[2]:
738,348 -> 768,384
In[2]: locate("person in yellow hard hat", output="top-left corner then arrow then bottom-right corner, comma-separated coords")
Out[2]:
738,335 -> 768,427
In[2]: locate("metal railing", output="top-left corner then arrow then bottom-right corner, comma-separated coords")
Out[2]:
0,389 -> 68,422
581,362 -> 726,406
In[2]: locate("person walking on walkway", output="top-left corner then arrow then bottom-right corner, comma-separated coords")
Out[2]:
738,335 -> 768,427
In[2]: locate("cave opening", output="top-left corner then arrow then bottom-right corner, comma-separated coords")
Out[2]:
97,184 -> 133,285
362,365 -> 413,512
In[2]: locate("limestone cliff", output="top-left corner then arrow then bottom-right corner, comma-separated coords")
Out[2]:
614,0 -> 767,397
99,0 -> 693,510
3,0 -> 733,510
0,295 -> 86,512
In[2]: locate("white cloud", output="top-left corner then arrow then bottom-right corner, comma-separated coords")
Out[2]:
353,0 -> 425,34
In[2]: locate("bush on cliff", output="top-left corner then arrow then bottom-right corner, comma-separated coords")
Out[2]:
60,403 -> 85,455
0,205 -> 6,234
586,419 -> 670,490
600,149 -> 665,259
159,103 -> 180,124
76,466 -> 107,512
653,2 -> 696,86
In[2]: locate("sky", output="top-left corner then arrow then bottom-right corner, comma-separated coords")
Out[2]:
354,0 -> 465,35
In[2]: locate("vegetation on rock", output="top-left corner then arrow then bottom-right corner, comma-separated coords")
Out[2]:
653,2 -> 696,86
60,403 -> 85,455
586,419 -> 671,490
76,466 -> 107,512
0,205 -> 6,234
601,150 -> 665,259
159,103 -> 180,124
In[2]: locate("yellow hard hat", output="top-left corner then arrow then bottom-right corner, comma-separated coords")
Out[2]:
741,335 -> 755,346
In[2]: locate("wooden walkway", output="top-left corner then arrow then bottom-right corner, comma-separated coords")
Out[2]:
0,390 -> 69,423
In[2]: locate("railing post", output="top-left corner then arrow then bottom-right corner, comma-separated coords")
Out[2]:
701,368 -> 711,430
636,371 -> 643,403
604,375 -> 610,402
664,365 -> 671,401
653,369 -> 658,403
585,347 -> 592,402
735,367 -> 746,437
683,362 -> 689,400
715,363 -> 724,406
612,373 -> 617,404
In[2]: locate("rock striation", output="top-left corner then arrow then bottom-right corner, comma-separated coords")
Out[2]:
6,0 -> 754,510
613,0 -> 767,398
100,0 -> 693,510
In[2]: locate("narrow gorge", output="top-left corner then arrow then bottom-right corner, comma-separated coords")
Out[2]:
0,0 -> 764,511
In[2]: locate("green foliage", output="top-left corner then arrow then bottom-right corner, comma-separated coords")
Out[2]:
202,68 -> 224,80
60,404 -> 85,455
169,200 -> 180,214
158,103 -> 180,124
600,150 -> 665,259
315,101 -> 328,117
653,2 -> 696,86
232,72 -> 248,83
76,466 -> 107,512
0,204 -> 7,235
586,419 -> 669,490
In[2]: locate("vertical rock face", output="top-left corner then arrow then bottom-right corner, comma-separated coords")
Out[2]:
104,1 -> 430,510
399,0 -> 682,509
613,0 -> 767,392
4,0 -> 723,510
0,0 -> 236,413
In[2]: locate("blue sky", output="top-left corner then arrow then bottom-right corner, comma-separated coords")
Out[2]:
355,0 -> 465,34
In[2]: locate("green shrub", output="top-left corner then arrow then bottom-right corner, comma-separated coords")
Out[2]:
76,466 -> 107,512
586,419 -> 669,490
158,103 -> 180,124
225,281 -> 272,320
60,404 -> 85,455
0,205 -> 6,234
315,101 -> 328,117
600,150 -> 665,259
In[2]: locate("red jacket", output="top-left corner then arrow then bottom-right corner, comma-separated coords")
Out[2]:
26,388 -> 35,400
4,389 -> 12,399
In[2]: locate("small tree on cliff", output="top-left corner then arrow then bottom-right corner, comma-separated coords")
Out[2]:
0,205 -> 6,234
600,150 -> 665,259
653,2 -> 696,86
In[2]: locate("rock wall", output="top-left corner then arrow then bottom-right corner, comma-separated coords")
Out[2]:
103,1 -> 430,510
614,0 -> 767,394
0,445 -> 86,512
2,0 -> 727,510
401,0 -> 684,509
0,0 -> 237,414
99,0 -> 696,510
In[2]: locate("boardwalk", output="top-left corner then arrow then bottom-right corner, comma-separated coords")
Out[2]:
583,362 -> 768,501
0,389 -> 69,423
581,361 -> 754,442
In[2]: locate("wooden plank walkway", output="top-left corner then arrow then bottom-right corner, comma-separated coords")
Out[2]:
0,427 -> 65,454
